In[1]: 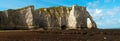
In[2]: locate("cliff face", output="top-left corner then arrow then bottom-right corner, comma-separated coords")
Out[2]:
0,6 -> 34,30
0,5 -> 97,30
33,6 -> 70,30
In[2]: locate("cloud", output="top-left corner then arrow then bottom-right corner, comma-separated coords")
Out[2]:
87,8 -> 104,20
104,0 -> 116,3
87,0 -> 99,8
87,0 -> 120,28
94,9 -> 103,18
87,6 -> 120,28
95,9 -> 102,14
106,7 -> 120,17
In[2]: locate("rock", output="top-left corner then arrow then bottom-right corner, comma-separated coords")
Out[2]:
0,5 -> 97,30
67,5 -> 97,29
33,8 -> 49,30
67,5 -> 77,29
14,6 -> 34,29
0,11 -> 9,29
33,6 -> 70,30
0,6 -> 34,30
104,37 -> 107,39
87,18 -> 92,29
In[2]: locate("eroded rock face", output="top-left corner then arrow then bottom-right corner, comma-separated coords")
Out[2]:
67,5 -> 77,29
0,6 -> 34,30
33,7 -> 70,30
0,11 -> 9,29
66,5 -> 97,29
17,6 -> 34,29
0,5 -> 97,30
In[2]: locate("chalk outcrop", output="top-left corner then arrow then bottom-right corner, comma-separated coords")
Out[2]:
0,5 -> 97,30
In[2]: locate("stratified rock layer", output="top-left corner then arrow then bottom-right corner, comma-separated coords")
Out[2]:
0,5 -> 97,30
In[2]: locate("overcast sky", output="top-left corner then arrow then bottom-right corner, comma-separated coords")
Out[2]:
0,0 -> 120,29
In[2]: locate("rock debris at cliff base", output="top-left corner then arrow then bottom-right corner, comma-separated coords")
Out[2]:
0,5 -> 97,30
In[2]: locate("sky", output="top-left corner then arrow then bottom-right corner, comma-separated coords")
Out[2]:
0,0 -> 120,29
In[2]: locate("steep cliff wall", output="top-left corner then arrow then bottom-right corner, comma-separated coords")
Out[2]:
0,5 -> 97,30
0,6 -> 34,30
33,6 -> 71,30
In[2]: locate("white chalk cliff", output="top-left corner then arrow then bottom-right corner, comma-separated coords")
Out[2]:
0,5 -> 97,30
